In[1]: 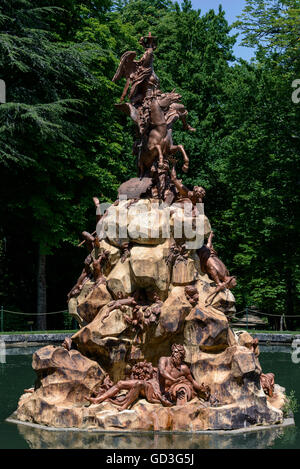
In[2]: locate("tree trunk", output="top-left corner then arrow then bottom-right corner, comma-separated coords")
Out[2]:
37,245 -> 47,330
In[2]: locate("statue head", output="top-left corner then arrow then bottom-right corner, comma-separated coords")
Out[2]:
227,276 -> 237,289
185,285 -> 199,307
193,186 -> 206,202
171,344 -> 185,366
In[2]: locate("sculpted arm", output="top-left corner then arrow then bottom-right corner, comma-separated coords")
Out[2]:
207,231 -> 214,250
170,163 -> 189,198
158,357 -> 176,382
182,365 -> 203,391
67,268 -> 88,300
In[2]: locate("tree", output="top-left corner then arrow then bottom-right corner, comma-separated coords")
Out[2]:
0,0 -> 128,328
234,0 -> 300,64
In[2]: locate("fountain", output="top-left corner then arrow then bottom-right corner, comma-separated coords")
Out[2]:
10,33 -> 290,433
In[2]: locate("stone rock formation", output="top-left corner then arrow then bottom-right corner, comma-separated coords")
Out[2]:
13,198 -> 286,431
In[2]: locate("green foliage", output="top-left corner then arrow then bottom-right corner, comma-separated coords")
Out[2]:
282,390 -> 299,417
0,0 -> 299,329
234,0 -> 300,65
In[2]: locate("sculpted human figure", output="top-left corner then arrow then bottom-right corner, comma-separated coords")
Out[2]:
91,249 -> 109,285
101,291 -> 136,324
260,373 -> 275,398
85,361 -> 172,411
158,344 -> 210,405
113,35 -> 195,181
68,229 -> 109,326
170,159 -> 206,209
166,240 -> 189,267
144,291 -> 163,325
120,241 -> 132,263
196,231 -> 237,305
113,33 -> 158,107
67,257 -> 92,302
67,241 -> 108,303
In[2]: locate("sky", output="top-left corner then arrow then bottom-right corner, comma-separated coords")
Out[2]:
191,0 -> 255,61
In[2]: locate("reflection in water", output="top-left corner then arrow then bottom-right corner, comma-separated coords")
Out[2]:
17,423 -> 296,450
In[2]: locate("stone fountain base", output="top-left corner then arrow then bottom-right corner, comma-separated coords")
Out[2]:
10,199 -> 288,433
13,395 -> 284,433
12,342 -> 286,433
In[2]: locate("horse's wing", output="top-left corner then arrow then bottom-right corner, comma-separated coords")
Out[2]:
112,51 -> 137,82
115,102 -> 139,123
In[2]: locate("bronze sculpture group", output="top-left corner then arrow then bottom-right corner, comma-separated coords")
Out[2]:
14,34 -> 283,433
65,34 -> 265,413
85,344 -> 211,410
113,33 -> 193,181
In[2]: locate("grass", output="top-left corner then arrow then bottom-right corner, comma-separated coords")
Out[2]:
0,330 -> 76,335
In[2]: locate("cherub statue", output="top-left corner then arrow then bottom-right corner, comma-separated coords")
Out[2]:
67,256 -> 92,302
166,239 -> 189,267
143,291 -> 163,325
101,291 -> 138,324
92,249 -> 110,286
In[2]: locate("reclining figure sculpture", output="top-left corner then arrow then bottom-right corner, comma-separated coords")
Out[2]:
85,344 -> 211,411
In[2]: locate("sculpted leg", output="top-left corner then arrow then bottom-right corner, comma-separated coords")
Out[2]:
169,144 -> 189,173
178,144 -> 189,173
114,383 -> 144,411
85,380 -> 129,404
154,144 -> 164,169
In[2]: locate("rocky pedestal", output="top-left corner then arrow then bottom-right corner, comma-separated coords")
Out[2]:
13,199 -> 287,432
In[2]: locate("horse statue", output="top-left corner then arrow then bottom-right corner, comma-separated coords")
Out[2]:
112,35 -> 195,178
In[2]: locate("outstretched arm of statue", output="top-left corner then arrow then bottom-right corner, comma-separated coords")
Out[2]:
93,197 -> 102,223
170,160 -> 189,198
67,269 -> 88,300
